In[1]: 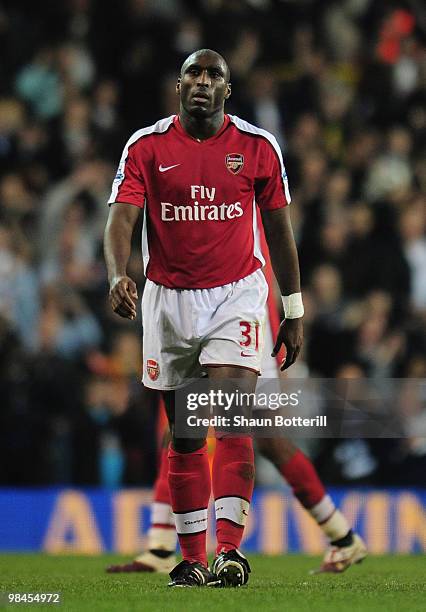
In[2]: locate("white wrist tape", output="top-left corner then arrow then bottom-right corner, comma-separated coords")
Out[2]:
282,293 -> 304,319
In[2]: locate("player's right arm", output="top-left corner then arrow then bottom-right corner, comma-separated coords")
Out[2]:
104,202 -> 141,320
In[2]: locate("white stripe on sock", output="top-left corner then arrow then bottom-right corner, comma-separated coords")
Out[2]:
308,494 -> 336,524
321,509 -> 350,541
174,508 -> 208,535
215,496 -> 250,526
152,502 -> 174,526
148,527 -> 177,551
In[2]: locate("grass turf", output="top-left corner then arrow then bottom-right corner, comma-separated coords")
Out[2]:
0,554 -> 425,612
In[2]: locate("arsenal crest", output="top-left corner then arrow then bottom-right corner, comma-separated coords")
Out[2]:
147,358 -> 160,381
226,153 -> 244,175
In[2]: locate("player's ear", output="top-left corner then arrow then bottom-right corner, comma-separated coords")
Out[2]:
176,78 -> 181,95
225,82 -> 231,99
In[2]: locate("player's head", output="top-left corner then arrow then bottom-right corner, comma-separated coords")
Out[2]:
177,49 -> 231,118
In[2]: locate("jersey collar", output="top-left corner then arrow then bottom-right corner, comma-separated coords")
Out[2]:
174,114 -> 230,143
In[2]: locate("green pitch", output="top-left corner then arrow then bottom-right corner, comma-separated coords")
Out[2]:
0,554 -> 425,612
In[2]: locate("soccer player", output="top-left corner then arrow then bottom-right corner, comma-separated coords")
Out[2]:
105,48 -> 316,586
106,312 -> 367,576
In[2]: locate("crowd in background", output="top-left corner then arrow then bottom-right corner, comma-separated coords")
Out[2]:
0,0 -> 425,487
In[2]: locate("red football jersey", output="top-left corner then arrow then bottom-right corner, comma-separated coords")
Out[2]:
108,114 -> 291,289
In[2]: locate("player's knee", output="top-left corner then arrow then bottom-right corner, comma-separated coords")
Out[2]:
171,436 -> 206,454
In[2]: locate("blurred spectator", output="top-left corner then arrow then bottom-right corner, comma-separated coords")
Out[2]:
355,291 -> 406,378
15,47 -> 63,120
57,42 -> 95,93
247,68 -> 285,147
0,224 -> 39,351
399,195 -> 426,314
37,285 -> 102,358
38,160 -> 112,284
364,126 -> 413,201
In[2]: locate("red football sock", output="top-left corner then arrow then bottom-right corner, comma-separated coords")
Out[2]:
150,447 -> 174,535
280,448 -> 326,509
154,447 -> 171,506
212,436 -> 254,555
168,444 -> 210,567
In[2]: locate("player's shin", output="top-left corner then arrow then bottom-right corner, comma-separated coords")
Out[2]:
213,436 -> 254,554
279,448 -> 351,542
168,442 -> 210,567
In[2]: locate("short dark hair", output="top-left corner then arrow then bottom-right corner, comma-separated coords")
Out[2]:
180,49 -> 230,81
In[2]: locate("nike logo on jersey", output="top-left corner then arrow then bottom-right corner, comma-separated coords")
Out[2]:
159,163 -> 181,173
240,351 -> 253,357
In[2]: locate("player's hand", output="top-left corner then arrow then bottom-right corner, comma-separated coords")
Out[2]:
109,275 -> 138,320
271,318 -> 303,370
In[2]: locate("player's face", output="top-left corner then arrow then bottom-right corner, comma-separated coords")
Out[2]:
177,53 -> 231,118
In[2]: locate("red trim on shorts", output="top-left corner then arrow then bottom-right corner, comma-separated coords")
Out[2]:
202,363 -> 260,375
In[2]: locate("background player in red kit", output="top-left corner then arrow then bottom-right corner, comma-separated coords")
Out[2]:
106,48 -> 324,587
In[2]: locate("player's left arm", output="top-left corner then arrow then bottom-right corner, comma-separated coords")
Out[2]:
261,206 -> 303,370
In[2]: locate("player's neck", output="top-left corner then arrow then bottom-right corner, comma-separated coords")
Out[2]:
179,108 -> 225,141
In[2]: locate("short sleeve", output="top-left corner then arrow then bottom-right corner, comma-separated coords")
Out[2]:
108,141 -> 146,208
255,138 -> 291,210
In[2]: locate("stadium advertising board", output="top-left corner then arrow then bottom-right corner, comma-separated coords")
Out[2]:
0,489 -> 424,554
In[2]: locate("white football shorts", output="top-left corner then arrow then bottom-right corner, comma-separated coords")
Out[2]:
141,269 -> 269,390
